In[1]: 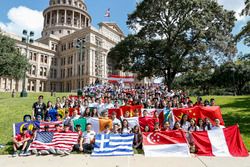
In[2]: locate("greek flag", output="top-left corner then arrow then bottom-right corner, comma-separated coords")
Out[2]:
92,134 -> 134,156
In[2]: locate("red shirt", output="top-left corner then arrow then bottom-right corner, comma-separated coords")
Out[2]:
15,133 -> 31,142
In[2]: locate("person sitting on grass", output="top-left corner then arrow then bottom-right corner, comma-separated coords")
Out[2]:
12,127 -> 31,157
80,123 -> 96,154
73,124 -> 83,152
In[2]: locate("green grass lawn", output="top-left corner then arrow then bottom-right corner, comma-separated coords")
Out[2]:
0,92 -> 249,154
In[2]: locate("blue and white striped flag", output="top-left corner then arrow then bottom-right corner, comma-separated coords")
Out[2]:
92,134 -> 134,156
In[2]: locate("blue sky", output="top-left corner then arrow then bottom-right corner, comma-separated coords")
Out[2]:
0,0 -> 250,54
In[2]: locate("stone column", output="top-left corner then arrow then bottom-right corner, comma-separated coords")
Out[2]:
72,11 -> 74,26
49,11 -> 52,26
85,17 -> 87,27
56,10 -> 59,25
80,14 -> 82,28
64,10 -> 67,24
35,80 -> 40,92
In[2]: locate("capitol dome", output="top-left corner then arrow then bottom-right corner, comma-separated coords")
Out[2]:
42,0 -> 92,37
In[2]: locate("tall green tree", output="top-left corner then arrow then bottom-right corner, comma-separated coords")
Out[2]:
108,0 -> 236,89
236,0 -> 250,45
0,31 -> 30,79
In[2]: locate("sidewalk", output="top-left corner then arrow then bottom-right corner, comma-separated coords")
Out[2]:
0,154 -> 249,167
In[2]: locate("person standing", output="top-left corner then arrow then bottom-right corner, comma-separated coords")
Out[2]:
32,95 -> 46,120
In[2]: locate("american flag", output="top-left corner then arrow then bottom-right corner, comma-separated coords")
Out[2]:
104,8 -> 111,17
29,132 -> 79,151
39,121 -> 63,132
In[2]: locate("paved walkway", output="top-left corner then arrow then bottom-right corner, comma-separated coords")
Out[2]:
0,154 -> 250,167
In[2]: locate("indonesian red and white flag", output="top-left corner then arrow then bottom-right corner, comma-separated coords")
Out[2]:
143,130 -> 190,157
192,125 -> 249,157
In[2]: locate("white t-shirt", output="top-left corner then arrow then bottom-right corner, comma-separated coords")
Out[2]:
181,121 -> 190,131
211,125 -> 225,130
112,118 -> 121,127
121,127 -> 131,134
82,130 -> 96,144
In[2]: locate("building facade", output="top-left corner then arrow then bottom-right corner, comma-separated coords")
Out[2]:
0,0 -> 152,92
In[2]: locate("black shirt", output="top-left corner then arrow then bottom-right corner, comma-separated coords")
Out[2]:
32,102 -> 46,120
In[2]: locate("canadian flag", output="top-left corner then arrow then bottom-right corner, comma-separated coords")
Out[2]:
192,125 -> 249,157
142,130 -> 190,157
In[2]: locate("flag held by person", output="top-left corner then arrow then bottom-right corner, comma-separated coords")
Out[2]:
29,132 -> 79,151
142,130 -> 190,157
92,134 -> 134,156
172,106 -> 224,125
73,118 -> 87,132
191,125 -> 249,157
87,117 -> 112,133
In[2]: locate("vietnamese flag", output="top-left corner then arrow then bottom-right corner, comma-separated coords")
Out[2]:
172,106 -> 224,125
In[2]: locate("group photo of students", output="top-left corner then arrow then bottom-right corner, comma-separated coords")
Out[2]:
12,83 -> 225,157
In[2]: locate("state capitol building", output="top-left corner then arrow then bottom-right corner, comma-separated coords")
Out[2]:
0,0 -> 152,92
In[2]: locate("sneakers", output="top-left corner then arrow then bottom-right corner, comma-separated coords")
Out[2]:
12,151 -> 17,157
19,151 -> 31,156
24,151 -> 31,156
32,149 -> 38,155
64,150 -> 70,155
49,148 -> 57,154
56,149 -> 64,155
39,150 -> 50,155
19,151 -> 26,156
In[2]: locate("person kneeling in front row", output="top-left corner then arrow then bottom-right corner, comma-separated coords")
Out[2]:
79,123 -> 95,154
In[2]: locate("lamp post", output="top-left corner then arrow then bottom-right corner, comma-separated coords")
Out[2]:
20,30 -> 34,97
75,38 -> 85,97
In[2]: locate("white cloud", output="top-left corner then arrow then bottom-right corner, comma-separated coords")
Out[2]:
0,6 -> 44,39
217,0 -> 246,21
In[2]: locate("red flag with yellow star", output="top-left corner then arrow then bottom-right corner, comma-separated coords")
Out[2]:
172,106 -> 224,125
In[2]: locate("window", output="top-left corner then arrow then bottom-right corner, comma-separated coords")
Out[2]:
40,67 -> 43,76
29,52 -> 32,60
33,53 -> 37,61
41,55 -> 44,63
45,56 -> 48,63
32,65 -> 36,75
44,68 -> 47,76
59,30 -> 62,34
51,31 -> 54,34
67,30 -> 70,34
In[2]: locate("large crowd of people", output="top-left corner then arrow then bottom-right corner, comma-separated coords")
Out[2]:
12,83 -> 223,157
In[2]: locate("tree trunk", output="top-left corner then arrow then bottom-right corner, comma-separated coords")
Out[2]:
164,69 -> 176,91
